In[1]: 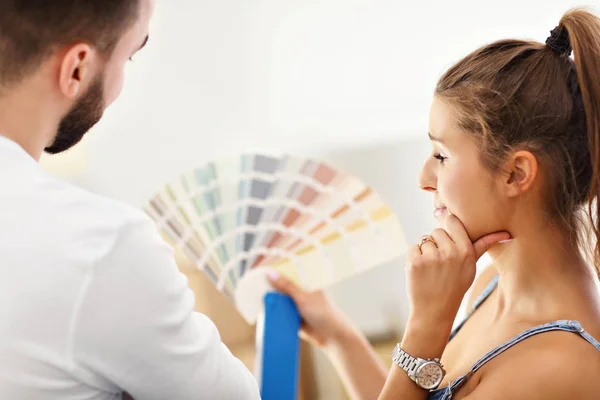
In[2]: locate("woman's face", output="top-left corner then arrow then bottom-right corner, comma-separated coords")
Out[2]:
419,97 -> 509,242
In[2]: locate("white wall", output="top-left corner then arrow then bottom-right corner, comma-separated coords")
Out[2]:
40,0 -> 584,336
46,0 -> 589,205
322,138 -> 434,337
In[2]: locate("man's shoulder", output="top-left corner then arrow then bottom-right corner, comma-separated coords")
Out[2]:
49,176 -> 150,228
35,176 -> 160,260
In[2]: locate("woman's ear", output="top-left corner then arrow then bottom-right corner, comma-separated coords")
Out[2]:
503,150 -> 538,197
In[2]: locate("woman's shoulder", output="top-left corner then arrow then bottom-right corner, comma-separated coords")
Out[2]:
467,327 -> 600,399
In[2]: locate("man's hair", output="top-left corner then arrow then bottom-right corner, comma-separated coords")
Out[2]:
0,0 -> 140,87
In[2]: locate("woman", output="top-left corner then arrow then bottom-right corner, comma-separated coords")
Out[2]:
267,7 -> 600,400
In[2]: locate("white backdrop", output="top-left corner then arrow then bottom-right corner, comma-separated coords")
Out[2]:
42,0 -> 589,205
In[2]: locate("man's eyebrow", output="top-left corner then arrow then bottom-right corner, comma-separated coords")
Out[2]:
138,35 -> 149,51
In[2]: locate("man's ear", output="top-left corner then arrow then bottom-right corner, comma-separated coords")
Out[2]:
503,150 -> 539,198
58,43 -> 97,99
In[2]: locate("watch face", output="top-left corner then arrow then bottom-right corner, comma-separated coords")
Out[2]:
416,362 -> 444,390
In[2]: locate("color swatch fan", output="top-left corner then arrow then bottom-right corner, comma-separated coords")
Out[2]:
144,153 -> 407,324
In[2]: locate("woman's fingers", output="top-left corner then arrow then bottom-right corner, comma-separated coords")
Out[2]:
441,213 -> 470,248
442,213 -> 511,259
267,270 -> 305,304
472,231 -> 512,259
429,228 -> 453,252
415,230 -> 452,263
419,239 -> 438,258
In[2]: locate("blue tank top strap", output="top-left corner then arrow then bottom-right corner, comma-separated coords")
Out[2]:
466,320 -> 599,372
429,319 -> 600,400
469,274 -> 500,312
448,274 -> 500,341
578,325 -> 600,351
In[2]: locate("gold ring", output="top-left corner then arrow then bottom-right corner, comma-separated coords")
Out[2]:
418,235 -> 437,251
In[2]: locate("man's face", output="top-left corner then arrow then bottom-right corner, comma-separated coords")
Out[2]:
44,74 -> 105,154
45,0 -> 154,154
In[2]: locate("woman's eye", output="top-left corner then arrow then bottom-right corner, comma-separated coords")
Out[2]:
433,153 -> 447,163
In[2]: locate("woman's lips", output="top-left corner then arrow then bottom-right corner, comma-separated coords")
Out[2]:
434,207 -> 447,218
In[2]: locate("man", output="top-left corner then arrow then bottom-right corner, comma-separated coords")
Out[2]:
0,1 -> 261,399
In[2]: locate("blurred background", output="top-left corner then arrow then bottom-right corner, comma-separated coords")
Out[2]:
39,0 -> 588,397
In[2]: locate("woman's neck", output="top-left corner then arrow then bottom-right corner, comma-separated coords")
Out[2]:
485,216 -> 598,323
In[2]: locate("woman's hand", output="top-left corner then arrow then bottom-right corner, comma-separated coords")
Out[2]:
267,271 -> 390,400
266,271 -> 355,349
406,213 -> 511,329
378,215 -> 511,400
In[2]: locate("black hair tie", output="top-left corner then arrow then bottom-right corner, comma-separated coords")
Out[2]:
546,26 -> 572,56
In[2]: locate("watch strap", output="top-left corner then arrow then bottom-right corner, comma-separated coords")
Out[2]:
391,344 -> 420,377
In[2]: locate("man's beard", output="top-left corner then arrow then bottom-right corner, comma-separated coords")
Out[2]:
44,75 -> 105,155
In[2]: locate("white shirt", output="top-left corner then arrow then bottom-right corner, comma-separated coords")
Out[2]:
0,136 -> 261,400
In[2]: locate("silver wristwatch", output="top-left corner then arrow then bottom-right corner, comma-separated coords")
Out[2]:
391,344 -> 446,390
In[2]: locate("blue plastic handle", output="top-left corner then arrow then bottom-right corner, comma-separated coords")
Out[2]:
257,292 -> 301,400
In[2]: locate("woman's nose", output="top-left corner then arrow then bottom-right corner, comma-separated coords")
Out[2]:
419,159 -> 437,192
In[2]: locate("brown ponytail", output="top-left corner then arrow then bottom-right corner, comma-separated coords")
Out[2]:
435,8 -> 600,277
560,9 -> 600,277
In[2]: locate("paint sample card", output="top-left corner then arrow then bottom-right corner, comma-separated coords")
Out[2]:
144,153 -> 407,314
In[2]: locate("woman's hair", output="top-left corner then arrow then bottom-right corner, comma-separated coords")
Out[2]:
435,8 -> 600,276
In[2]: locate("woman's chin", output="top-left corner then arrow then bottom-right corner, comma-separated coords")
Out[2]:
434,210 -> 482,243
